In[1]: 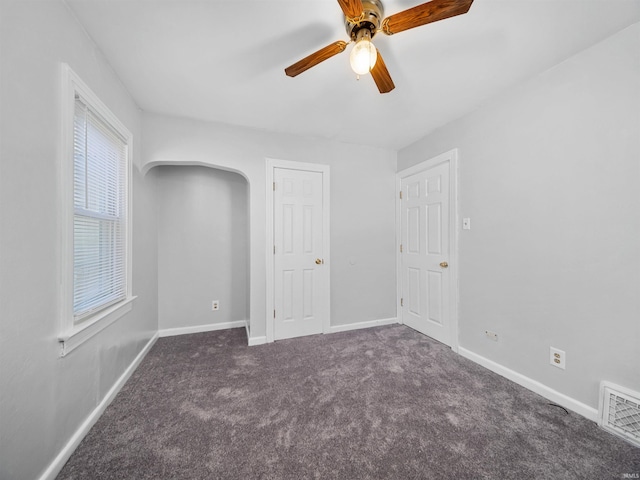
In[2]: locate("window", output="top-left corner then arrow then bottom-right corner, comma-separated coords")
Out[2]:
60,65 -> 134,355
73,95 -> 127,321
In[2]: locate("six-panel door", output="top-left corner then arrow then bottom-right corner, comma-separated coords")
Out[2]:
401,162 -> 451,346
273,168 -> 326,340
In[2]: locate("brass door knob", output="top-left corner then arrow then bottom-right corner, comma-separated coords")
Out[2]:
439,261 -> 449,268
315,258 -> 323,265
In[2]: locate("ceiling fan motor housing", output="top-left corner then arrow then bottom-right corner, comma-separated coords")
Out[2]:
345,0 -> 384,40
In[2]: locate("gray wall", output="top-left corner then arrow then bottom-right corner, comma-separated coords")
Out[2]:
157,166 -> 249,330
398,23 -> 640,410
142,113 -> 398,338
0,2 -> 158,479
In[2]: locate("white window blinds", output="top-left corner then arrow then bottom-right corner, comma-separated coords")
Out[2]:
73,95 -> 128,322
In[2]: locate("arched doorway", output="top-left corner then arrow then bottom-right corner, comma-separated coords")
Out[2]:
153,165 -> 250,335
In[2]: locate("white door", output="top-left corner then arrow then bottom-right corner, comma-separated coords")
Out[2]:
400,161 -> 452,345
273,167 -> 326,340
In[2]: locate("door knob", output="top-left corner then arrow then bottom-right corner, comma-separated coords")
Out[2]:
315,258 -> 323,265
439,261 -> 448,268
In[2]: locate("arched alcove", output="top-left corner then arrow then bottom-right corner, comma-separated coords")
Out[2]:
153,164 -> 250,333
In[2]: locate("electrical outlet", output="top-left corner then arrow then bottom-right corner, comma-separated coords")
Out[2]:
485,330 -> 498,341
212,300 -> 219,311
550,347 -> 565,369
463,218 -> 471,230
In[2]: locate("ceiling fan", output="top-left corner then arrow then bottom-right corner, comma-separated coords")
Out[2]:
284,0 -> 474,94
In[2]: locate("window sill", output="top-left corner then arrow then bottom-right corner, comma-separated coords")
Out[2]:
58,296 -> 137,357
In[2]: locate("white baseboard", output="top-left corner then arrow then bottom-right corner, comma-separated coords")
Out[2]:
329,317 -> 398,334
159,320 -> 246,338
38,331 -> 159,480
458,347 -> 598,422
248,335 -> 267,346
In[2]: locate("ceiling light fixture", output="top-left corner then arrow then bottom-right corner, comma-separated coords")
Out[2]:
285,0 -> 475,94
349,28 -> 377,76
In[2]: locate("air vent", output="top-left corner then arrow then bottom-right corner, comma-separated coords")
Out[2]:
598,381 -> 640,447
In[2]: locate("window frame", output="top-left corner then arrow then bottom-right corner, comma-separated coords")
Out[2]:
59,64 -> 135,356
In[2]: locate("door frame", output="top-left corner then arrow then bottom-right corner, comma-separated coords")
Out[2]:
396,149 -> 460,352
265,158 -> 331,343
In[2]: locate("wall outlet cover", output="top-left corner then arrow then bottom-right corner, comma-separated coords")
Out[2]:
550,347 -> 565,369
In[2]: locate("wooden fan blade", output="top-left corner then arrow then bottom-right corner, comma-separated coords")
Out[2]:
285,41 -> 348,77
371,51 -> 395,94
337,0 -> 365,21
382,0 -> 473,35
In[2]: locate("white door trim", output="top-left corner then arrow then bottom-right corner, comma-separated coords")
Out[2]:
396,149 -> 459,352
266,158 -> 330,343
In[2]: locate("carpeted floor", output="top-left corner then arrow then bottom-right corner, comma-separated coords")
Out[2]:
57,325 -> 639,479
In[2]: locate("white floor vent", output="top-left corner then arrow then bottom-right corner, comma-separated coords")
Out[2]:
598,381 -> 640,447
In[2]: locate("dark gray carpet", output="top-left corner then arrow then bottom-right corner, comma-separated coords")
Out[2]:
57,325 -> 639,479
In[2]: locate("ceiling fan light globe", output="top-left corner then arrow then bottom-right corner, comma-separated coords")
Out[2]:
350,39 -> 377,75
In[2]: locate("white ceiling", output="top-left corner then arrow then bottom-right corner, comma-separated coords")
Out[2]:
65,0 -> 640,150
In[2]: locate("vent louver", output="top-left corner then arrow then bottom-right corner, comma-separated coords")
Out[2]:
598,381 -> 640,447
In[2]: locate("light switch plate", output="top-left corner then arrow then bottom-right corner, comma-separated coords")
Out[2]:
463,218 -> 471,230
